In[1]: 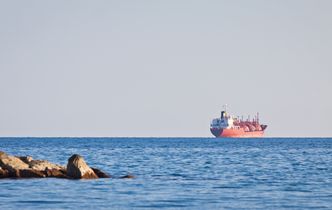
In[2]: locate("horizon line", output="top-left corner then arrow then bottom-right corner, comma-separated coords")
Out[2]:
0,136 -> 331,139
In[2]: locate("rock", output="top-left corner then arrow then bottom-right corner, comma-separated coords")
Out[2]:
17,156 -> 33,164
66,154 -> 98,179
0,168 -> 9,178
29,160 -> 64,171
18,169 -> 46,178
0,152 -> 29,171
45,168 -> 68,178
91,167 -> 111,178
120,174 -> 135,179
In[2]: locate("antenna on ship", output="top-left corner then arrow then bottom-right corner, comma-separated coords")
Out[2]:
222,104 -> 227,112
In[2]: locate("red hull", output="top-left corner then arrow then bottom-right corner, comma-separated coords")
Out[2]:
210,128 -> 264,138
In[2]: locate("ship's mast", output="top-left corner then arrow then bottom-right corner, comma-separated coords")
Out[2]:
257,112 -> 260,123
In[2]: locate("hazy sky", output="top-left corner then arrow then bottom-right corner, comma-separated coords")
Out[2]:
0,0 -> 331,137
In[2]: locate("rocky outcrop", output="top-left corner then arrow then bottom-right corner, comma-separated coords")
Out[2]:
66,154 -> 98,179
0,152 -> 29,171
0,151 -> 111,179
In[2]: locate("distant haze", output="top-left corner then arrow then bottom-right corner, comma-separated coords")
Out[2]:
0,0 -> 331,137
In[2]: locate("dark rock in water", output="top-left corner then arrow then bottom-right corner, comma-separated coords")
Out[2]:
120,174 -> 135,179
18,169 -> 46,178
0,152 -> 29,171
45,168 -> 68,178
91,167 -> 111,178
66,154 -> 98,179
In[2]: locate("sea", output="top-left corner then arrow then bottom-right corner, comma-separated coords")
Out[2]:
0,137 -> 331,209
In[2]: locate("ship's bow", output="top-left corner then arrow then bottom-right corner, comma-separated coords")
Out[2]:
210,128 -> 222,137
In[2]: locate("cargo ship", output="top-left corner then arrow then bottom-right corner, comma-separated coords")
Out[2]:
210,109 -> 267,138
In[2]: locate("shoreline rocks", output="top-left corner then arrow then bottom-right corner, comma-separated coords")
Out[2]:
0,151 -> 111,179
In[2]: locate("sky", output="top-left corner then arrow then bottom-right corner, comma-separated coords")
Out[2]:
0,0 -> 331,137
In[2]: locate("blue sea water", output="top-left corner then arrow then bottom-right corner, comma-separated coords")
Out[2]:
0,137 -> 331,209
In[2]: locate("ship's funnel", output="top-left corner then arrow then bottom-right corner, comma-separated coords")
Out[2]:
221,111 -> 226,118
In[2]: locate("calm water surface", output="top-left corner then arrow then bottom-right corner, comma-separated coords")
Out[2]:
0,138 -> 331,209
